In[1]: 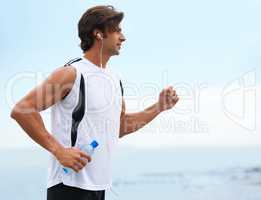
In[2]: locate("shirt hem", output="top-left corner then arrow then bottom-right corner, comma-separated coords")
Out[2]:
47,178 -> 112,191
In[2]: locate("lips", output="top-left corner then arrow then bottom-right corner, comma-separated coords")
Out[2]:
117,44 -> 121,49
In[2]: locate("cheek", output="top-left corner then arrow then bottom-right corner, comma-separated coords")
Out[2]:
104,35 -> 118,48
111,34 -> 119,41
105,36 -> 116,44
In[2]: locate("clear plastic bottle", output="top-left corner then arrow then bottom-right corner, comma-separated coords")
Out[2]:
63,140 -> 99,174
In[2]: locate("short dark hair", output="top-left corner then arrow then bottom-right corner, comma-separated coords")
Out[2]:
78,5 -> 124,52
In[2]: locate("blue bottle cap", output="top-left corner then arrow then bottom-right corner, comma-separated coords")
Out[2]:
90,140 -> 99,148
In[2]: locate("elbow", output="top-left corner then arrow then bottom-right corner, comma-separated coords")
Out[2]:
11,95 -> 37,118
10,102 -> 30,120
10,104 -> 20,120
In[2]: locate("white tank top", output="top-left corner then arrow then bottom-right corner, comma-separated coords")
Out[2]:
47,57 -> 123,191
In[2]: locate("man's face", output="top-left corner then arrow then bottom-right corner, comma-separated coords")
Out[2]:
103,24 -> 126,56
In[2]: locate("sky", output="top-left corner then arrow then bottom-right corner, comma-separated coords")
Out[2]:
0,0 -> 260,148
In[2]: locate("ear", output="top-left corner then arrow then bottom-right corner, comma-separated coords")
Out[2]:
93,29 -> 103,40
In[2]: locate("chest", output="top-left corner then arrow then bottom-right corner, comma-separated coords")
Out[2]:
84,73 -> 122,115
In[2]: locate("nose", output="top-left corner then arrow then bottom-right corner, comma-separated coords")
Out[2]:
120,33 -> 126,42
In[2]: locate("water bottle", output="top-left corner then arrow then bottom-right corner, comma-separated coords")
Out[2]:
63,140 -> 99,174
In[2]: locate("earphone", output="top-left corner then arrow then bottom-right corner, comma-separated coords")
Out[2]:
96,32 -> 104,68
96,33 -> 103,40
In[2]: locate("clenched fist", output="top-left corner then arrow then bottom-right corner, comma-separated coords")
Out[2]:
158,86 -> 179,112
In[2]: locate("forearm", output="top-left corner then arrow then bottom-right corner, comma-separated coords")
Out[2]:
120,102 -> 161,137
11,107 -> 62,155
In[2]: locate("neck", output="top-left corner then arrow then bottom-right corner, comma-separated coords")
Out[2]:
83,44 -> 110,69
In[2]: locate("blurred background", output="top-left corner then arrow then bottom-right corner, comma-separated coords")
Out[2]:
1,0 -> 261,199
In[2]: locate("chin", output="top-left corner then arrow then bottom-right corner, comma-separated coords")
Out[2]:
111,51 -> 120,56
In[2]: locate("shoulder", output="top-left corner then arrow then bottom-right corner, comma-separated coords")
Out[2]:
49,66 -> 77,85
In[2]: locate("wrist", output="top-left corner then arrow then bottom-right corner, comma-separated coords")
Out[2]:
155,102 -> 163,114
46,135 -> 64,157
50,145 -> 59,157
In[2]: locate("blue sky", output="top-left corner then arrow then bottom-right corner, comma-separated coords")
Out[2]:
1,0 -> 260,148
1,0 -> 261,81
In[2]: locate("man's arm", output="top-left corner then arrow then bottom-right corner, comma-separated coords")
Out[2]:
120,86 -> 179,138
11,66 -> 90,172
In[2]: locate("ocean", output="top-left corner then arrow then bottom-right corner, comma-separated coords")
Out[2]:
1,146 -> 261,200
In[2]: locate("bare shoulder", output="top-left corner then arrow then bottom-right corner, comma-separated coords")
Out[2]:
48,65 -> 76,85
12,65 -> 78,112
45,65 -> 78,101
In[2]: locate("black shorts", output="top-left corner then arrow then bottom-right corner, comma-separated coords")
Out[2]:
47,183 -> 105,200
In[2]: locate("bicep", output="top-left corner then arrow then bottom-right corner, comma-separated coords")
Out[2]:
16,66 -> 76,112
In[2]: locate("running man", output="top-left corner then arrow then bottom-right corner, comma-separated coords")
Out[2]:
11,5 -> 179,200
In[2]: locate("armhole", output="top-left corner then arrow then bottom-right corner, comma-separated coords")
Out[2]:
119,80 -> 124,97
113,71 -> 124,97
62,65 -> 81,101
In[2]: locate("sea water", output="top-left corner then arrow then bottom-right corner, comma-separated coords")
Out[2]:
1,146 -> 261,200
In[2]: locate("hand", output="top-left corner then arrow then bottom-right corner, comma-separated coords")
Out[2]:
157,86 -> 179,112
53,146 -> 91,173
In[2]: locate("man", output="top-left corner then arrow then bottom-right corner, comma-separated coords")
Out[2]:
11,5 -> 179,200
